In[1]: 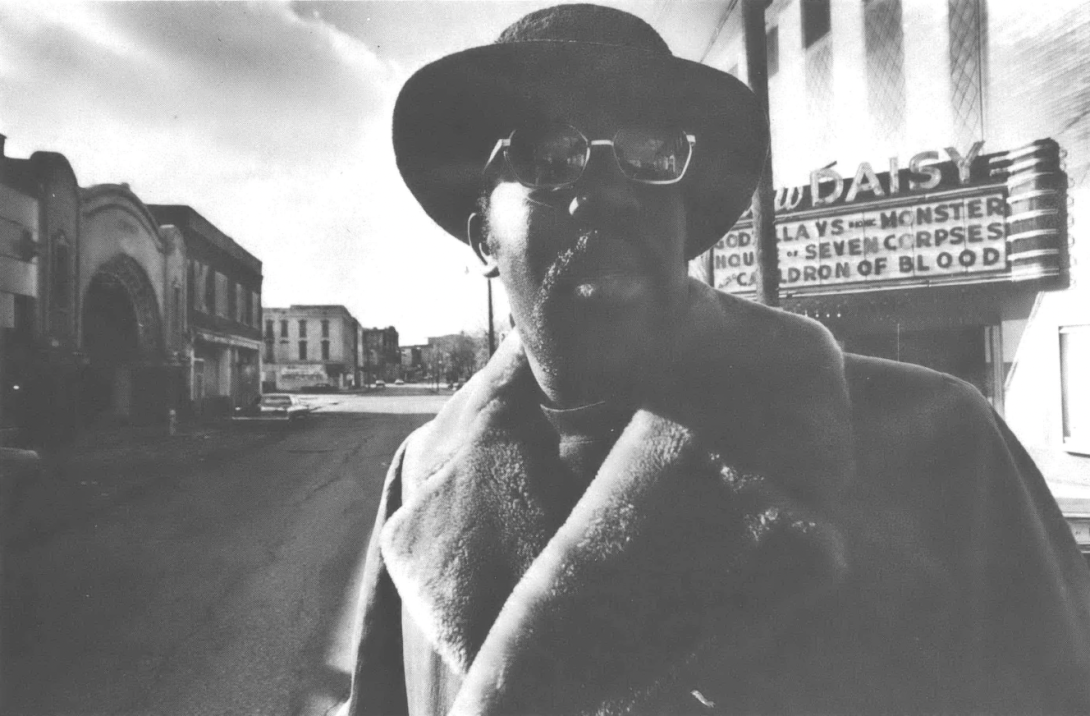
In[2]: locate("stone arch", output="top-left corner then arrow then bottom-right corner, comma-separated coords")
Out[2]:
81,253 -> 166,422
84,252 -> 164,360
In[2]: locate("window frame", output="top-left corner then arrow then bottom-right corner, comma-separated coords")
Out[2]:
227,278 -> 238,322
205,266 -> 216,316
1060,324 -> 1090,455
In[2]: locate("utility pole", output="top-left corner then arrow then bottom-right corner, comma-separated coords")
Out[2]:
743,0 -> 779,306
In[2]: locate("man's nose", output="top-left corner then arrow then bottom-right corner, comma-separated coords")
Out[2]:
567,148 -> 639,227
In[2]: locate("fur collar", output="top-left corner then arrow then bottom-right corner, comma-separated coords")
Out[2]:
381,280 -> 855,715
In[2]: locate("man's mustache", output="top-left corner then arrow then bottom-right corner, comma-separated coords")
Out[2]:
539,232 -> 593,304
540,225 -> 651,293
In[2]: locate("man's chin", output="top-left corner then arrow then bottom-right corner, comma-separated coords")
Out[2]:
540,309 -> 657,357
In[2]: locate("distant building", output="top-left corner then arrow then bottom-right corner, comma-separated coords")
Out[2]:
424,332 -> 482,384
263,305 -> 361,391
361,326 -> 400,383
399,344 -> 427,382
149,205 -> 263,417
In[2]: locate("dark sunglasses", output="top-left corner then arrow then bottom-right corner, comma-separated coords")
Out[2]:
484,123 -> 697,189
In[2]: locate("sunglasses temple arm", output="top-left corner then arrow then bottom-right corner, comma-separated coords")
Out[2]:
483,138 -> 508,172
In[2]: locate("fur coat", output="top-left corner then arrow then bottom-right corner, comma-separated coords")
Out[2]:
348,280 -> 1090,716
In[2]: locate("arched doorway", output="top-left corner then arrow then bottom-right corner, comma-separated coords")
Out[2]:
81,254 -> 165,423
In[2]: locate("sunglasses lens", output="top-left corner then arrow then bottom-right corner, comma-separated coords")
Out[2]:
614,128 -> 691,183
507,124 -> 588,188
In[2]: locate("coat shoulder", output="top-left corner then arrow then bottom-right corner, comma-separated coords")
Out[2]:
843,352 -> 996,441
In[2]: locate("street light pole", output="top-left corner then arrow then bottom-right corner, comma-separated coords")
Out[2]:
487,279 -> 496,356
743,0 -> 780,307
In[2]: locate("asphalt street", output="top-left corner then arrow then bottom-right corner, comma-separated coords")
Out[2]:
2,391 -> 446,715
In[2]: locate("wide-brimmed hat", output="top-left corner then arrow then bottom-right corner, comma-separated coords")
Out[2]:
392,3 -> 769,259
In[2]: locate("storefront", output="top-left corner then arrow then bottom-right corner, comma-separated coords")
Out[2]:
191,329 -> 261,417
704,139 -> 1068,416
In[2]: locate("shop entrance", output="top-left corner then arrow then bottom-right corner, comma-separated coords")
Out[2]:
842,325 -> 992,399
80,254 -> 164,423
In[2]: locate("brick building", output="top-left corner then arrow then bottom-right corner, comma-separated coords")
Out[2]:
262,305 -> 361,391
149,205 -> 263,417
361,326 -> 400,384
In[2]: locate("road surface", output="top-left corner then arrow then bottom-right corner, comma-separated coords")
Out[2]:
3,392 -> 444,715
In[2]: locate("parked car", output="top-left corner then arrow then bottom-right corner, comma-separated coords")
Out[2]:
374,380 -> 386,388
259,393 -> 311,420
394,379 -> 405,385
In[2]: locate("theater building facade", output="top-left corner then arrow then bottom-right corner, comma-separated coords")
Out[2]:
1,134 -> 263,446
679,0 -> 1089,488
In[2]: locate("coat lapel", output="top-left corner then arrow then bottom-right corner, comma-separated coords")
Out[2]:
381,281 -> 855,715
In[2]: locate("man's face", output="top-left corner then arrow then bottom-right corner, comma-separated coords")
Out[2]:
482,115 -> 691,392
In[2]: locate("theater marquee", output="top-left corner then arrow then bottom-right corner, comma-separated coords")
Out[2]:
714,139 -> 1067,295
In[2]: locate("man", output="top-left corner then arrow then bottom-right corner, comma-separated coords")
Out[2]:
350,5 -> 1090,715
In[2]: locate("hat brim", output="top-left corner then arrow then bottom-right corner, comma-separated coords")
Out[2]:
393,41 -> 769,259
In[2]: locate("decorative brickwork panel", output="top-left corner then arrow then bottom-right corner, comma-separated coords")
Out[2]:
806,37 -> 835,154
948,0 -> 987,149
865,0 -> 906,146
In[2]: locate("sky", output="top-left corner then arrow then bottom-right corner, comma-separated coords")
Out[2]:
0,0 -> 697,344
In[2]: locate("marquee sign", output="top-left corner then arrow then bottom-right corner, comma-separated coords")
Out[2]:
713,140 -> 1066,296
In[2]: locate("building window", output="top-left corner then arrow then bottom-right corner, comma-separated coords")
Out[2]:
321,340 -> 330,361
766,26 -> 779,77
299,340 -> 308,361
252,291 -> 260,327
299,319 -> 307,338
1060,325 -> 1090,453
321,319 -> 330,338
220,274 -> 231,318
264,340 -> 274,363
864,0 -> 906,144
205,267 -> 216,315
280,319 -> 288,338
266,320 -> 274,338
802,0 -> 831,48
948,0 -> 987,149
228,279 -> 238,321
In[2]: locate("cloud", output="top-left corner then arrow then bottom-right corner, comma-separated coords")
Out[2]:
0,0 -> 509,344
0,2 -> 400,167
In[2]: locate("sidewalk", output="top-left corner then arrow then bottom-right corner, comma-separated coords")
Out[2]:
3,420 -> 291,548
1025,444 -> 1090,513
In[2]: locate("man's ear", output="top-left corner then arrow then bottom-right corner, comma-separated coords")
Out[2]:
467,212 -> 500,278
